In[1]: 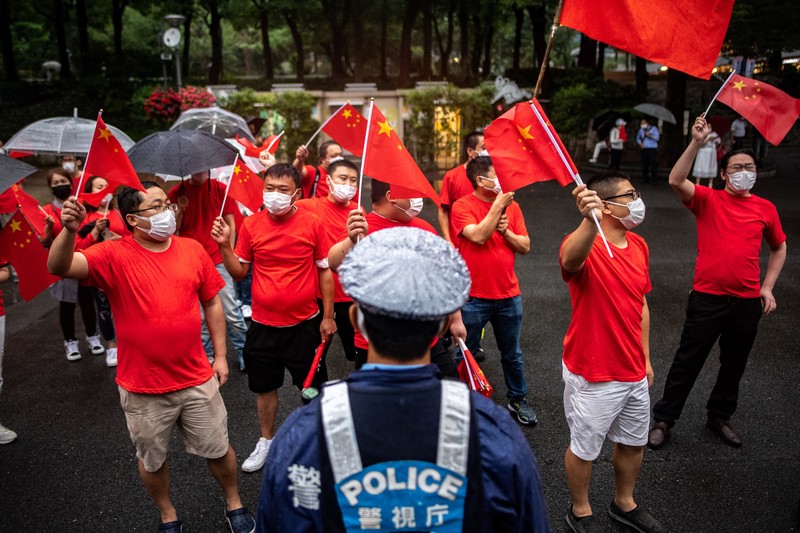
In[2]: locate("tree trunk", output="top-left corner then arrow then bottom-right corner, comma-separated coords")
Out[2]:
207,1 -> 223,84
111,0 -> 126,63
433,1 -> 454,78
284,12 -> 305,81
596,41 -> 607,74
481,2 -> 494,78
352,0 -> 365,81
527,4 -> 546,70
0,0 -> 17,81
259,10 -> 273,79
421,2 -> 432,80
182,12 -> 192,80
768,49 -> 782,73
512,4 -> 524,74
398,0 -> 420,87
470,13 -> 483,79
76,0 -> 90,73
577,33 -> 597,70
380,1 -> 388,80
635,56 -> 648,98
321,0 -> 347,78
53,0 -> 72,79
664,68 -> 688,166
458,0 -> 470,83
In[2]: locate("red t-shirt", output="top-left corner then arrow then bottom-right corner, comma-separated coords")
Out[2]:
349,212 -> 438,349
297,196 -> 356,302
81,236 -> 224,394
235,208 -> 327,327
41,203 -> 65,238
440,164 -> 475,209
0,256 -> 7,317
168,180 -> 237,265
302,165 -> 329,199
687,186 -> 785,298
75,210 -> 131,250
560,233 -> 651,382
450,194 -> 528,299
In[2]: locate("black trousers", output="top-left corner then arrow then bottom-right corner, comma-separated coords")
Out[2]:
653,291 -> 762,424
610,149 -> 622,170
318,300 -> 356,362
641,148 -> 658,183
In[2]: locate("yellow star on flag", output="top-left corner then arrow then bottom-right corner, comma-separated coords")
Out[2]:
343,109 -> 352,119
516,124 -> 534,140
9,219 -> 22,232
378,121 -> 393,137
98,127 -> 113,142
732,80 -> 746,91
233,165 -> 242,175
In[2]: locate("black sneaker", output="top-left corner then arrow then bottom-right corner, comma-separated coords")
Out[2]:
474,347 -> 486,363
565,507 -> 603,533
608,500 -> 668,533
508,398 -> 538,426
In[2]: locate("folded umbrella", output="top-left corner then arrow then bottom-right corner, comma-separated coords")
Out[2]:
127,130 -> 240,177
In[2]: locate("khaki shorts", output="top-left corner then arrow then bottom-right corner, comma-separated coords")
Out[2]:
119,377 -> 229,472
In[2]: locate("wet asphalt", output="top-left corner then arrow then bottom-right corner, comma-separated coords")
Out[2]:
1,148 -> 798,532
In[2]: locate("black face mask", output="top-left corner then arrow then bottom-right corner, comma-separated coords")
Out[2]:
51,184 -> 72,201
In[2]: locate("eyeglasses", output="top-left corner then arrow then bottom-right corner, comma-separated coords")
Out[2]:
130,203 -> 178,215
726,164 -> 757,172
603,191 -> 640,201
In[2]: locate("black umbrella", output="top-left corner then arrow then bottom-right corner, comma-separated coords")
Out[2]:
0,153 -> 38,195
127,130 -> 240,177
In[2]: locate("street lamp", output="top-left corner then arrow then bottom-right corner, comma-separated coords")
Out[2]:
162,14 -> 186,88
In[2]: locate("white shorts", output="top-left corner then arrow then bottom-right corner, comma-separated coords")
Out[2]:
562,362 -> 650,461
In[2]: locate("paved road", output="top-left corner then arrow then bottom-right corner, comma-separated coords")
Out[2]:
1,153 -> 798,532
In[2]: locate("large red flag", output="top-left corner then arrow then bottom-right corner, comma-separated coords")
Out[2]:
82,115 -> 144,192
322,103 -> 368,156
716,74 -> 800,146
228,158 -> 264,213
560,0 -> 734,79
484,100 -> 575,192
0,210 -> 58,300
0,184 -> 47,237
362,105 -> 441,206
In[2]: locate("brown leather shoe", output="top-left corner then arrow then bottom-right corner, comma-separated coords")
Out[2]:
647,421 -> 671,449
706,417 -> 742,447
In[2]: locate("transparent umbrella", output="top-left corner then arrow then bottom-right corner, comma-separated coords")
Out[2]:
633,103 -> 677,125
3,113 -> 135,156
170,107 -> 254,141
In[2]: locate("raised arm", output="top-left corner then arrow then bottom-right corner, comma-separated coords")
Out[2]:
669,116 -> 710,203
560,185 -> 602,273
328,209 -> 368,273
47,198 -> 89,279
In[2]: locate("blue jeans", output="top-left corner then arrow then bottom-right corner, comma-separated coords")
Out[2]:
236,270 -> 252,307
201,264 -> 248,364
460,295 -> 527,402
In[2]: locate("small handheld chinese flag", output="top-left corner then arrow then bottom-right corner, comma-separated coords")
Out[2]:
322,103 -> 368,156
0,211 -> 58,300
362,104 -> 441,206
0,184 -> 47,237
228,159 -> 265,213
82,115 -> 144,193
235,135 -> 281,158
457,339 -> 493,398
716,74 -> 800,146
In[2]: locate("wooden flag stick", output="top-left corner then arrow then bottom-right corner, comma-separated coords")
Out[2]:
533,0 -> 565,98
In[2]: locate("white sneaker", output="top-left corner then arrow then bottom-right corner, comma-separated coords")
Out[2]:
65,340 -> 81,361
589,158 -> 598,163
0,423 -> 17,444
241,437 -> 271,472
106,348 -> 118,368
240,305 -> 252,319
86,335 -> 105,355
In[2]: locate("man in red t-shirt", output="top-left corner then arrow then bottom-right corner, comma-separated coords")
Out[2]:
292,140 -> 343,199
649,117 -> 787,450
212,163 -> 336,474
169,172 -> 248,371
47,182 -> 255,532
560,172 -> 665,533
449,156 -> 536,426
297,159 -> 360,364
438,131 -> 485,244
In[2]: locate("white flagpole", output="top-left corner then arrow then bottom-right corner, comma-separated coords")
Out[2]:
704,69 -> 736,117
304,102 -> 348,148
528,101 -> 614,259
264,130 -> 285,153
101,193 -> 112,219
219,153 -> 240,219
74,109 -> 102,200
357,99 -> 375,212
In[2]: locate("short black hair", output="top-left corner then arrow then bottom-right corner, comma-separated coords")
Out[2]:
264,163 -> 302,189
47,168 -> 72,187
462,130 -> 484,161
370,178 -> 390,204
118,180 -> 161,231
719,149 -> 756,176
465,155 -> 493,188
586,171 -> 633,200
328,158 -> 359,176
319,140 -> 341,160
360,307 -> 443,361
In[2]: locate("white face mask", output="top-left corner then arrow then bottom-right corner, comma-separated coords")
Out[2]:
607,198 -> 646,229
330,179 -> 357,203
727,171 -> 756,193
476,149 -> 490,157
479,176 -> 502,195
263,190 -> 296,216
62,161 -> 76,173
135,209 -> 176,241
393,197 -> 423,218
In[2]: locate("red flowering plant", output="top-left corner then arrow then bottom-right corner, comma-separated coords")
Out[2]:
144,86 -> 216,123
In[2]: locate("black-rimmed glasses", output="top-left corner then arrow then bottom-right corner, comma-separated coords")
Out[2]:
129,203 -> 178,215
603,191 -> 640,201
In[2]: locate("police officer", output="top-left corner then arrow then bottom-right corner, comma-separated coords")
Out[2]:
256,227 -> 549,532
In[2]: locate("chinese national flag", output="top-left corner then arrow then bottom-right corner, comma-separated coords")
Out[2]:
0,211 -> 58,300
362,105 -> 441,206
82,115 -> 144,192
228,159 -> 264,213
235,135 -> 281,158
322,103 -> 368,156
0,184 -> 47,237
717,74 -> 800,146
484,100 -> 575,192
560,0 -> 734,79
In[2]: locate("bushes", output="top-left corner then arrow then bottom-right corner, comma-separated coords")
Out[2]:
551,69 -> 639,136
